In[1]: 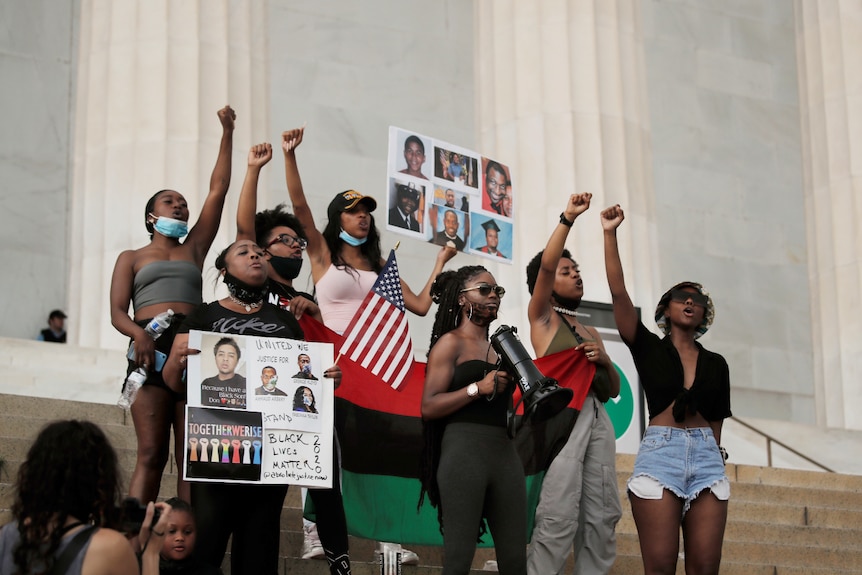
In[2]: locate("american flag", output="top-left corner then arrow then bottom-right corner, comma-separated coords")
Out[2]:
339,250 -> 414,390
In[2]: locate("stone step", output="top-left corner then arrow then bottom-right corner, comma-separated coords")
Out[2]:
615,532 -> 862,571
619,497 -> 862,530
609,554 -> 862,575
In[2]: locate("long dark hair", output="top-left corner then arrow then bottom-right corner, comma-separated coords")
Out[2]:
322,213 -> 383,275
10,420 -> 123,574
419,265 -> 488,535
292,386 -> 318,413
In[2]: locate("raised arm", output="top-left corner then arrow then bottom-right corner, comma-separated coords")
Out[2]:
186,105 -> 236,263
528,193 -> 591,349
236,142 -> 273,242
282,127 -> 329,278
109,250 -> 153,368
401,246 -> 457,316
601,204 -> 638,343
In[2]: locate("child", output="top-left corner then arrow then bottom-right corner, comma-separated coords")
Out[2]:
159,498 -> 222,575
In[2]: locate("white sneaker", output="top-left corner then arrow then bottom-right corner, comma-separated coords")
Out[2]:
401,548 -> 419,566
376,542 -> 419,566
482,560 -> 499,571
301,522 -> 325,560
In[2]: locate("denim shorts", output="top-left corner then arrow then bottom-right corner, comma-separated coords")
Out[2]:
627,426 -> 730,516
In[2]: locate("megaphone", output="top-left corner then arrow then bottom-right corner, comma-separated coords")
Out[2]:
490,325 -> 573,435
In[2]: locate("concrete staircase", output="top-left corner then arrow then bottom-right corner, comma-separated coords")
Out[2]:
1,338 -> 861,573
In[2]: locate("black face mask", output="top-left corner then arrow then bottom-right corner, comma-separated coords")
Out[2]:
269,255 -> 303,281
463,301 -> 498,328
223,271 -> 267,304
552,291 -> 581,311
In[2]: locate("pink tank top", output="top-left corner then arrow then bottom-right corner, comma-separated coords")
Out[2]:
315,264 -> 378,335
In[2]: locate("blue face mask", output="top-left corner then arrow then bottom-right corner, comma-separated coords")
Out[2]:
303,394 -> 313,406
339,229 -> 367,246
151,215 -> 189,238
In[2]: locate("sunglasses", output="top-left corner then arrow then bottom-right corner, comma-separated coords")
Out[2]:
669,289 -> 708,308
266,234 -> 308,250
461,283 -> 506,298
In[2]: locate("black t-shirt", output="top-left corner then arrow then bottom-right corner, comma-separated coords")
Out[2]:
200,373 -> 247,409
626,321 -> 731,422
179,301 -> 303,339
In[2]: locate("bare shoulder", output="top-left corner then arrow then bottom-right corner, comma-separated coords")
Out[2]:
584,324 -> 604,342
428,331 -> 463,363
82,528 -> 138,575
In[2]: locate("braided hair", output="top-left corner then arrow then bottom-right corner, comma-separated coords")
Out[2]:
419,265 -> 489,536
427,265 -> 488,352
11,420 -> 122,574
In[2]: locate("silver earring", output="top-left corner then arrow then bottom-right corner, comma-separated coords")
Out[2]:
467,303 -> 474,321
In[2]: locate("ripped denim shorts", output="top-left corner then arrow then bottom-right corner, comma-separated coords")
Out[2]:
627,426 -> 730,516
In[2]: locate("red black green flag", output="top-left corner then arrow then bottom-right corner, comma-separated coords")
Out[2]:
299,315 -> 595,546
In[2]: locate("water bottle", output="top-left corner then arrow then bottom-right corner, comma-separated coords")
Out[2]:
118,309 -> 175,409
144,309 -> 175,340
118,368 -> 147,409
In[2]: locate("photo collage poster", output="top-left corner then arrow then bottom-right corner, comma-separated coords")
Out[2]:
385,126 -> 514,263
183,330 -> 334,488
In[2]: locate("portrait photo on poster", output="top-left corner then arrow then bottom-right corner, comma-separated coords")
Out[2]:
392,130 -> 432,181
434,145 -> 479,189
480,157 -> 513,218
386,177 -> 426,236
428,206 -> 468,251
195,334 -> 247,410
432,185 -> 471,213
469,214 -> 512,261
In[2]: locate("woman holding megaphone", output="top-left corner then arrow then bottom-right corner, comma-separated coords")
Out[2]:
419,265 -> 525,574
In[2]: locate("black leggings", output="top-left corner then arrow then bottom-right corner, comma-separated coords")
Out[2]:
191,482 -> 287,575
437,422 -> 527,575
191,442 -> 350,575
308,454 -> 351,575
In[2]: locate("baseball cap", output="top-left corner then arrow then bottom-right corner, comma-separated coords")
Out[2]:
327,190 -> 377,222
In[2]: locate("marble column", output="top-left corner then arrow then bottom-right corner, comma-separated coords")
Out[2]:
795,0 -> 862,430
69,0 -> 269,349
475,0 -> 658,333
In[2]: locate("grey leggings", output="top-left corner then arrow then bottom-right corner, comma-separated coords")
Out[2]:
437,422 -> 527,575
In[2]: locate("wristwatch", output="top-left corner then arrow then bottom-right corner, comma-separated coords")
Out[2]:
466,382 -> 480,398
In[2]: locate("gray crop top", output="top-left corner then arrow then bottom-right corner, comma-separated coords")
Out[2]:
133,260 -> 203,311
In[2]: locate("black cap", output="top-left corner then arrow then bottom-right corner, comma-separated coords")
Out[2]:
327,190 -> 377,222
49,309 -> 67,320
481,219 -> 501,233
396,181 -> 420,200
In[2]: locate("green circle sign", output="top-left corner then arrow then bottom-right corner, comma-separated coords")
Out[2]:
606,363 -> 634,440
